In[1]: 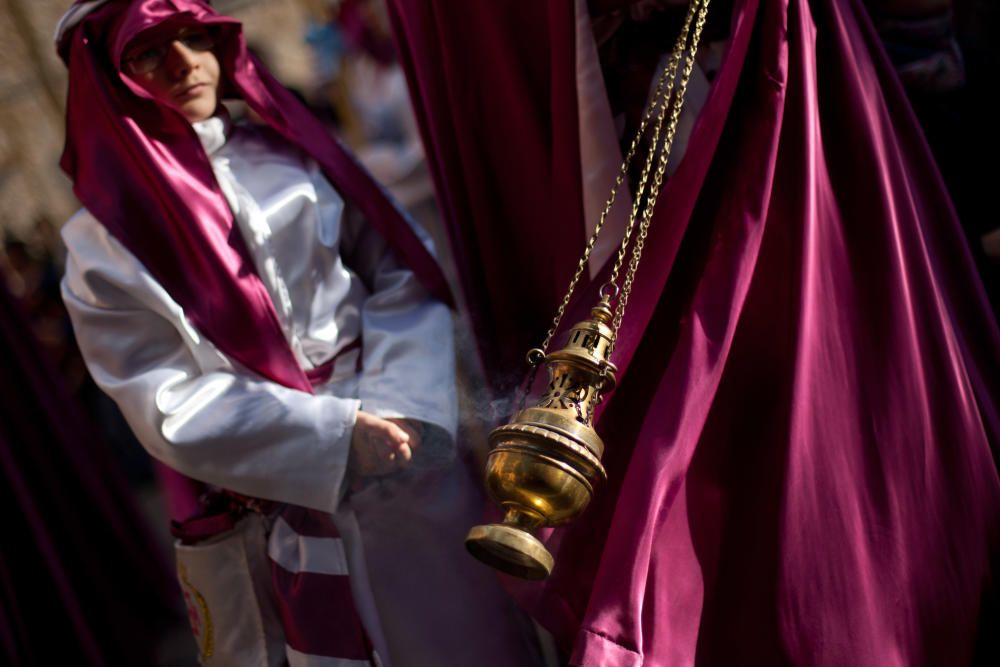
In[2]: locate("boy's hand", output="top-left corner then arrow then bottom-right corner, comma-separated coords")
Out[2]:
387,418 -> 423,452
349,411 -> 417,476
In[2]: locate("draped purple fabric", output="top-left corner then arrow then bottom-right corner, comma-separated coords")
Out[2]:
0,281 -> 177,666
388,0 -> 1000,664
58,0 -> 452,398
387,1 -> 584,386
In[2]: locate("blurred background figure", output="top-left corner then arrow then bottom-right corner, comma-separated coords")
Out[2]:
314,0 -> 455,287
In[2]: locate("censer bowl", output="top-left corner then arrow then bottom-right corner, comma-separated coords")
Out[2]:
465,414 -> 606,580
467,447 -> 593,581
467,296 -> 615,579
483,448 -> 595,526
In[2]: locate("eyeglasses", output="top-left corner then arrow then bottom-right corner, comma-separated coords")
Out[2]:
123,28 -> 215,75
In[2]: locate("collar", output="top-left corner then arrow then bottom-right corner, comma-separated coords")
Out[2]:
192,109 -> 232,155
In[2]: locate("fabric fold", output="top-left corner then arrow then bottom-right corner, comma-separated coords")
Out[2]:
387,0 -> 1000,663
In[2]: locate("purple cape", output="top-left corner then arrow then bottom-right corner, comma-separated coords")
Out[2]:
388,0 -> 1000,663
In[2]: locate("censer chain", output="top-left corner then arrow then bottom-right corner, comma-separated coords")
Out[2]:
532,0 -> 712,364
610,0 -> 711,353
532,10 -> 691,360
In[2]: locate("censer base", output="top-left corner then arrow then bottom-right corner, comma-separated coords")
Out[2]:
465,523 -> 554,580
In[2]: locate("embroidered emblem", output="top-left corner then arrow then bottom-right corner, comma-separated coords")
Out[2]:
178,562 -> 214,659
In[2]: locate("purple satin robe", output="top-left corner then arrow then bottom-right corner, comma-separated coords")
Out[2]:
388,0 -> 1000,664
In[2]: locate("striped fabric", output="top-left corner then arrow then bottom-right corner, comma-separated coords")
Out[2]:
269,505 -> 375,665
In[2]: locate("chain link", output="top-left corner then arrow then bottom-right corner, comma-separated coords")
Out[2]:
605,0 -> 700,290
610,0 -> 711,352
536,0 -> 708,356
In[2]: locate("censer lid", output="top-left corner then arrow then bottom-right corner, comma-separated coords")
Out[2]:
545,296 -> 618,388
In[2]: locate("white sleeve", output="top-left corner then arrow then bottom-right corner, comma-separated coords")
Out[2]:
60,211 -> 357,514
339,203 -> 458,440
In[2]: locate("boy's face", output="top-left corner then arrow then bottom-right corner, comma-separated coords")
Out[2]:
124,24 -> 221,123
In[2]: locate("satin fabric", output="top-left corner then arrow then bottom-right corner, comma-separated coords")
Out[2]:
62,121 -> 542,667
388,0 -> 585,387
62,116 -> 457,515
388,0 -> 999,664
57,0 -> 452,399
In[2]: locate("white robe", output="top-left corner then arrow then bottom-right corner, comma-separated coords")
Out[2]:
61,116 -> 543,667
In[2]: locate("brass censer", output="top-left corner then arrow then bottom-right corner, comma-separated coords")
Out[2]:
465,296 -> 618,579
466,0 -> 712,580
